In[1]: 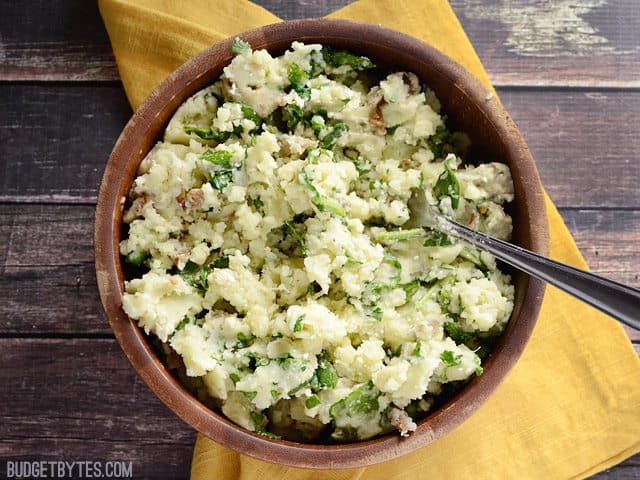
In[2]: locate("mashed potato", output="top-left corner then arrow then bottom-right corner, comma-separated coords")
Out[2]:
120,39 -> 515,442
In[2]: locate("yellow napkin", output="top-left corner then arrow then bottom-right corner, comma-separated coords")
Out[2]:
99,1 -> 640,478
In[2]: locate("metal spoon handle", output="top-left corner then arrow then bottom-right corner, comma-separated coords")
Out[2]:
444,219 -> 640,330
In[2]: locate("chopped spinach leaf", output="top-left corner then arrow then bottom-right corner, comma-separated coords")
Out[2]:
179,261 -> 209,291
427,124 -> 451,159
440,349 -> 463,367
212,255 -> 230,269
301,169 -> 346,216
320,122 -> 349,149
293,314 -> 305,333
209,169 -> 234,191
433,161 -> 460,209
329,382 -> 379,421
315,352 -> 338,389
321,47 -> 375,71
444,321 -> 473,344
284,221 -> 309,256
242,391 -> 258,401
305,395 -> 321,409
239,104 -> 264,130
184,125 -> 231,143
375,228 -> 426,243
283,104 -> 304,130
125,250 -> 148,266
249,196 -> 265,216
237,332 -> 255,347
249,411 -> 269,433
423,228 -> 455,247
201,149 -> 233,168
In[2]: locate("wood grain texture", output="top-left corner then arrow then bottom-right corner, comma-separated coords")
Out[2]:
499,88 -> 640,209
1,0 -> 638,476
450,0 -> 640,88
0,338 -> 194,479
1,204 -> 638,342
0,0 -> 118,81
2,0 -> 639,88
0,84 -> 131,203
1,84 -> 639,209
0,337 -> 636,477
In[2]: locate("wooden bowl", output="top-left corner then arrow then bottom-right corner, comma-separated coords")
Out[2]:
94,19 -> 548,469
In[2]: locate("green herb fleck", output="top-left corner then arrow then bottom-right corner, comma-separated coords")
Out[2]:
329,382 -> 379,421
201,149 -> 233,168
250,196 -> 265,216
321,47 -> 375,71
301,169 -> 346,216
257,431 -> 281,440
352,158 -> 370,176
174,316 -> 193,333
383,251 -> 402,271
212,255 -> 230,269
179,261 -> 210,291
184,126 -> 231,143
125,250 -> 148,266
293,314 -> 305,333
231,37 -> 251,55
459,246 -> 485,268
305,395 -> 321,409
320,122 -> 349,149
368,305 -> 383,321
440,350 -> 463,367
427,124 -> 451,159
423,228 -> 455,247
239,104 -> 264,130
433,159 -> 460,209
249,411 -> 268,433
237,332 -> 255,347
375,228 -> 426,243
288,63 -> 310,99
284,221 -> 309,256
315,352 -> 338,389
444,322 -> 473,344
283,104 -> 304,130
209,169 -> 234,192
242,391 -> 257,401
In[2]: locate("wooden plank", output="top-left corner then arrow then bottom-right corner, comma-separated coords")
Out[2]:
0,338 -> 194,479
1,204 -> 638,341
0,84 -> 131,203
2,0 -> 639,88
0,0 -> 118,81
450,0 -> 640,88
0,337 -> 637,478
1,85 -> 639,209
0,0 -> 119,81
593,455 -> 640,480
498,88 -> 640,209
0,204 -> 104,334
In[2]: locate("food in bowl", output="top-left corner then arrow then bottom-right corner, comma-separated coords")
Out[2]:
119,39 -> 515,442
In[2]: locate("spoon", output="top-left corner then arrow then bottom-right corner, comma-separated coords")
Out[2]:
407,191 -> 640,330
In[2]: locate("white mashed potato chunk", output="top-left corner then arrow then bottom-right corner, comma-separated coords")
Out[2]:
120,41 -> 516,443
122,272 -> 203,342
450,278 -> 514,331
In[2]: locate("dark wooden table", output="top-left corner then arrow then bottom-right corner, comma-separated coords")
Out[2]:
1,1 -> 638,478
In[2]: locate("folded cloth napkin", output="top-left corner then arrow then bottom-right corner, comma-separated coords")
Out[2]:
99,1 -> 640,478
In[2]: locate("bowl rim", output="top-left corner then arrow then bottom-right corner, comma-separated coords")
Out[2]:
94,18 -> 548,469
